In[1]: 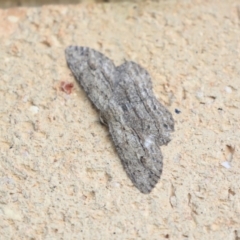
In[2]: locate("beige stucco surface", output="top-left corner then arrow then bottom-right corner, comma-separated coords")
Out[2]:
0,1 -> 240,239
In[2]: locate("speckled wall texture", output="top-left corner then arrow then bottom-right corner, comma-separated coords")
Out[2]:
0,1 -> 239,239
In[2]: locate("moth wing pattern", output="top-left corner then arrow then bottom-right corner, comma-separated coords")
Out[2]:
108,120 -> 164,194
65,46 -> 116,111
65,46 -> 174,194
116,61 -> 174,146
109,61 -> 173,193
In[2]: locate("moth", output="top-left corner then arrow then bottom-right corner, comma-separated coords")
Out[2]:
65,46 -> 174,194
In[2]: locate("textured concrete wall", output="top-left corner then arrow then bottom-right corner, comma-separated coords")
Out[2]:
0,1 -> 240,239
0,0 -> 119,9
